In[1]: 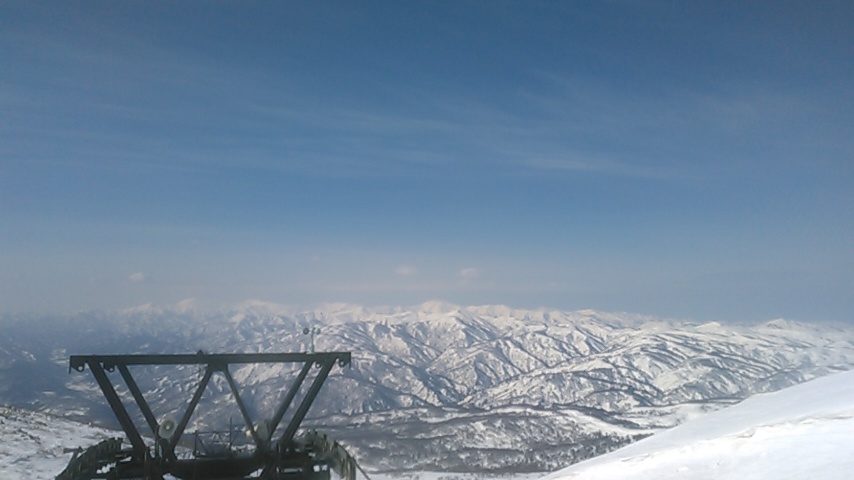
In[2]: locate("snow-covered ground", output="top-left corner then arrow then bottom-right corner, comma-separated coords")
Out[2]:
542,368 -> 854,480
370,473 -> 541,480
0,405 -> 117,479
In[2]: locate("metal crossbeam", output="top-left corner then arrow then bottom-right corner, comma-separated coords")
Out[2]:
70,352 -> 351,370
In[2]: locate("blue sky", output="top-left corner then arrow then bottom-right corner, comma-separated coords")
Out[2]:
2,1 -> 852,321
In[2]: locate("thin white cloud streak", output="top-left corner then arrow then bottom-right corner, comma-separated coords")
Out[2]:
0,27 -> 679,181
282,79 -> 835,182
510,72 -> 846,175
8,26 -> 834,185
7,3 -> 853,190
521,156 -> 681,179
459,267 -> 480,279
394,265 -> 418,276
128,272 -> 146,282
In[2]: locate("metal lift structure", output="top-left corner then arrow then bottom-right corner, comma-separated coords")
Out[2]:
56,352 -> 363,480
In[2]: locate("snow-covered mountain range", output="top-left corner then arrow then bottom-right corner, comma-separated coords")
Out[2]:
1,302 -> 853,472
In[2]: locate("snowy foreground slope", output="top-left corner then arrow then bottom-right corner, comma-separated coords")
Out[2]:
542,368 -> 854,480
0,405 -> 116,479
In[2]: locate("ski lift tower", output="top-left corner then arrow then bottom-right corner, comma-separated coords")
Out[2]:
57,352 -> 364,480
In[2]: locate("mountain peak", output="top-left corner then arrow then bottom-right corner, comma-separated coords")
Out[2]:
417,300 -> 460,314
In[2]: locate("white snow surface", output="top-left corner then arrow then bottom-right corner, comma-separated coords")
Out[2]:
542,368 -> 854,480
0,405 -> 117,479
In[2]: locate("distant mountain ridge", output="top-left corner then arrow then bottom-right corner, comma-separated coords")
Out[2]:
2,302 -> 853,472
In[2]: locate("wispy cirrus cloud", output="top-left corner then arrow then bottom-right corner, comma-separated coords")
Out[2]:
523,155 -> 682,179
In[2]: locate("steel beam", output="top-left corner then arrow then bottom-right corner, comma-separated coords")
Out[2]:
117,364 -> 159,436
222,365 -> 264,449
70,352 -> 351,369
279,356 -> 337,447
268,361 -> 313,441
169,365 -> 214,455
87,360 -> 147,454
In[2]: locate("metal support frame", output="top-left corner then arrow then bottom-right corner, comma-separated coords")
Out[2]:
68,352 -> 351,480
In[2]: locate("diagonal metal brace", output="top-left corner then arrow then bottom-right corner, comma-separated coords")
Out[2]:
168,365 -> 214,455
279,356 -> 338,447
86,360 -> 147,454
